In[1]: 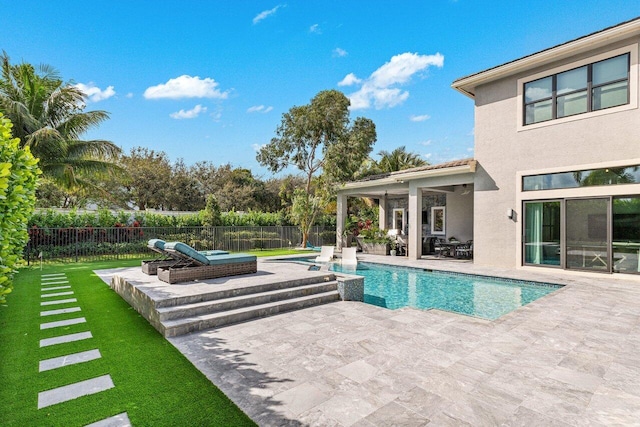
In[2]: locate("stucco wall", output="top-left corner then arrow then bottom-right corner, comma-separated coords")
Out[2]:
473,37 -> 640,268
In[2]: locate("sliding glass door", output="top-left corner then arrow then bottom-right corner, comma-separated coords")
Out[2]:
613,196 -> 640,274
566,198 -> 610,271
524,196 -> 639,274
524,201 -> 561,266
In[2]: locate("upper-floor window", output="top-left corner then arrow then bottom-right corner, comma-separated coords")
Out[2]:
524,53 -> 629,125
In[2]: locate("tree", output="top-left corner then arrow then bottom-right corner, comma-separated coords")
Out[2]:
377,146 -> 427,172
120,147 -> 173,210
0,114 -> 40,303
257,90 -> 376,245
166,159 -> 205,211
0,53 -> 121,192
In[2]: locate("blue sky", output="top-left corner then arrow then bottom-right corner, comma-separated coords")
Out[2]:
3,1 -> 639,177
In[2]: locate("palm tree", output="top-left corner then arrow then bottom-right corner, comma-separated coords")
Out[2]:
0,52 -> 121,190
377,146 -> 427,172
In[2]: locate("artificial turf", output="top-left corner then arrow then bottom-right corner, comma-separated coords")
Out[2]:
0,258 -> 256,426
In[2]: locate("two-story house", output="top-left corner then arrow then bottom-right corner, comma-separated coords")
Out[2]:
337,17 -> 640,276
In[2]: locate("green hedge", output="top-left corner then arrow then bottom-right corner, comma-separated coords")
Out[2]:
0,114 -> 40,302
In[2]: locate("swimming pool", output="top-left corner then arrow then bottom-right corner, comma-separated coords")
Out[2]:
293,259 -> 562,320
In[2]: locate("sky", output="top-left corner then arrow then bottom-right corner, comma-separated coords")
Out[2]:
3,1 -> 639,178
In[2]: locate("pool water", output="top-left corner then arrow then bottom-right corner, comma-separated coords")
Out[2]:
311,260 -> 561,320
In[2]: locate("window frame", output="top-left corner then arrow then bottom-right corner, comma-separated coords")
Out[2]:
523,53 -> 629,125
517,44 -> 637,131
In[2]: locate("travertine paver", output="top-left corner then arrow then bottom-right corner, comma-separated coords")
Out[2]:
40,331 -> 93,347
40,280 -> 70,285
40,285 -> 71,291
40,317 -> 86,330
85,412 -> 132,427
41,298 -> 77,306
39,349 -> 101,372
41,291 -> 74,298
37,374 -> 114,409
166,254 -> 640,426
41,307 -> 81,317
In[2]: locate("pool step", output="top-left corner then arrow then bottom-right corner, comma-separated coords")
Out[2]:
161,287 -> 340,337
154,274 -> 336,308
157,281 -> 339,321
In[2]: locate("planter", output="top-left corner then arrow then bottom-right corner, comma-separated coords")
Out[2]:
357,237 -> 390,255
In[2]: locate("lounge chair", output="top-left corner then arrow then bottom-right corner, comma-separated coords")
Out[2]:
158,242 -> 257,284
142,239 -> 228,275
341,247 -> 358,266
315,246 -> 335,262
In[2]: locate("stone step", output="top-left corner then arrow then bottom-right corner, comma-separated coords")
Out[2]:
157,281 -> 339,321
154,273 -> 336,308
162,290 -> 340,337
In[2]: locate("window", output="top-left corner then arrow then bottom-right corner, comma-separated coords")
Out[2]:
431,207 -> 445,235
523,164 -> 640,191
524,53 -> 629,125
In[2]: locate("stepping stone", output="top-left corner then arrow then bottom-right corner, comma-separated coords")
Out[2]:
85,412 -> 131,427
39,349 -> 101,372
41,286 -> 71,291
37,374 -> 114,409
40,331 -> 93,348
41,298 -> 77,306
42,273 -> 66,278
41,307 -> 81,317
41,317 -> 86,330
41,291 -> 74,298
40,281 -> 70,286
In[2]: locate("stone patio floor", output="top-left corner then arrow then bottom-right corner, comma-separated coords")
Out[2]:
167,255 -> 640,426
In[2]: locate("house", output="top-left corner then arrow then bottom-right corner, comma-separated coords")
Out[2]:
337,17 -> 640,276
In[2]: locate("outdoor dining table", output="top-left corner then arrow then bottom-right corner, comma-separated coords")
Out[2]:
440,241 -> 464,258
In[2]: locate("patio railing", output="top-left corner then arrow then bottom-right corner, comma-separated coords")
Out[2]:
26,225 -> 336,263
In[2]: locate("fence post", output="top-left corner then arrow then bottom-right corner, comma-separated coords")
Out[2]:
75,227 -> 79,262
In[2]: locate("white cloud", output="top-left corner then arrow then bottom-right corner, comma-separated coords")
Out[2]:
247,105 -> 273,113
333,48 -> 348,57
420,139 -> 432,146
74,82 -> 115,102
423,153 -> 432,159
345,52 -> 444,110
309,24 -> 321,34
253,5 -> 283,24
144,75 -> 229,100
410,114 -> 431,122
169,104 -> 207,119
337,73 -> 362,87
252,143 -> 267,151
125,92 -> 134,98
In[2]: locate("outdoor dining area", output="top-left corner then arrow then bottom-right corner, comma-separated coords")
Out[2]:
433,238 -> 473,259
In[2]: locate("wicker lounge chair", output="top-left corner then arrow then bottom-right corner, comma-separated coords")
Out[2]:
142,239 -> 228,275
157,242 -> 257,284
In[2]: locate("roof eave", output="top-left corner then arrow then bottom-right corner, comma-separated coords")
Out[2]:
452,18 -> 640,99
341,161 -> 476,190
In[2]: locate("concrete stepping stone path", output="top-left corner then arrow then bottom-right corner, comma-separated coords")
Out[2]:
37,272 -> 129,423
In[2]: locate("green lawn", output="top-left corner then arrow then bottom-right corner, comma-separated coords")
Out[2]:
0,258 -> 257,426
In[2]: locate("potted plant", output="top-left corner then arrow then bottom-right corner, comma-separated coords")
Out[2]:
357,228 -> 391,255
389,239 -> 397,256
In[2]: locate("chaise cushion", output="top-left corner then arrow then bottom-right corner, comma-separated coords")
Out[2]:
200,250 -> 229,256
164,241 -> 209,265
204,253 -> 257,265
148,239 -> 166,250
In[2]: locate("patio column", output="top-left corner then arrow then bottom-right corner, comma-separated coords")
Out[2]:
336,193 -> 347,250
378,195 -> 387,230
408,184 -> 422,259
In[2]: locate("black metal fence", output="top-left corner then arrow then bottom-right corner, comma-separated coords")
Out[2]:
26,225 -> 336,263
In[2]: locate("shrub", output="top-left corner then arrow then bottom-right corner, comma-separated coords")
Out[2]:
0,114 -> 40,302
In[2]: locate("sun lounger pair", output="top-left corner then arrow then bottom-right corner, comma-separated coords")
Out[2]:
154,241 -> 257,284
315,246 -> 335,262
142,239 -> 229,275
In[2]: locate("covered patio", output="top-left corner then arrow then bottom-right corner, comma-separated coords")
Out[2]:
337,159 -> 477,259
